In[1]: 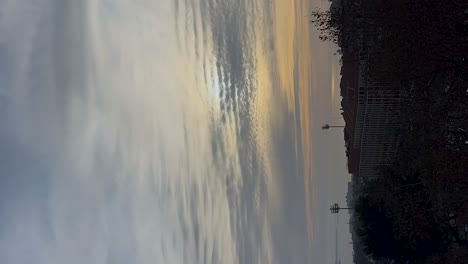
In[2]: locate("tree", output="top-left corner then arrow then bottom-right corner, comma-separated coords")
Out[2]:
309,9 -> 341,43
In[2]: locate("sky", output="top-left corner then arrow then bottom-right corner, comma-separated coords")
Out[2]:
0,0 -> 352,263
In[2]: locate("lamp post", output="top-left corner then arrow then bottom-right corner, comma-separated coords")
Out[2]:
322,124 -> 345,130
330,202 -> 352,264
330,203 -> 352,214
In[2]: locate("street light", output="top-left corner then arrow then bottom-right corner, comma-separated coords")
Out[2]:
330,203 -> 352,214
322,124 -> 345,130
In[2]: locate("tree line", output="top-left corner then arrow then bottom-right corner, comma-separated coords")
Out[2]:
312,0 -> 468,262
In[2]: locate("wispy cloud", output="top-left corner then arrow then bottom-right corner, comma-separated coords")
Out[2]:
0,1 -> 239,263
0,0 -> 319,263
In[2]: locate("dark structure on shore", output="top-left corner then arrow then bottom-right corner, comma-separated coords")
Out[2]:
315,0 -> 468,262
340,34 -> 402,180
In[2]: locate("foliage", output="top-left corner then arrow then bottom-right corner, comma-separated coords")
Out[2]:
311,0 -> 468,262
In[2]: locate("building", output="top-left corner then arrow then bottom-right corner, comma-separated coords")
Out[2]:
341,52 -> 402,179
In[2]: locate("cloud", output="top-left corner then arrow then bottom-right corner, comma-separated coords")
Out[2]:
0,0 -> 317,263
0,1 -> 239,264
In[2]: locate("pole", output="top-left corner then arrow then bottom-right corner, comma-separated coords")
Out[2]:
330,203 -> 353,214
322,124 -> 345,130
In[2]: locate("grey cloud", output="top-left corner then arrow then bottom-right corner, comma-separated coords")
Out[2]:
1,1 -> 239,264
1,0 -> 316,264
191,0 -> 313,262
